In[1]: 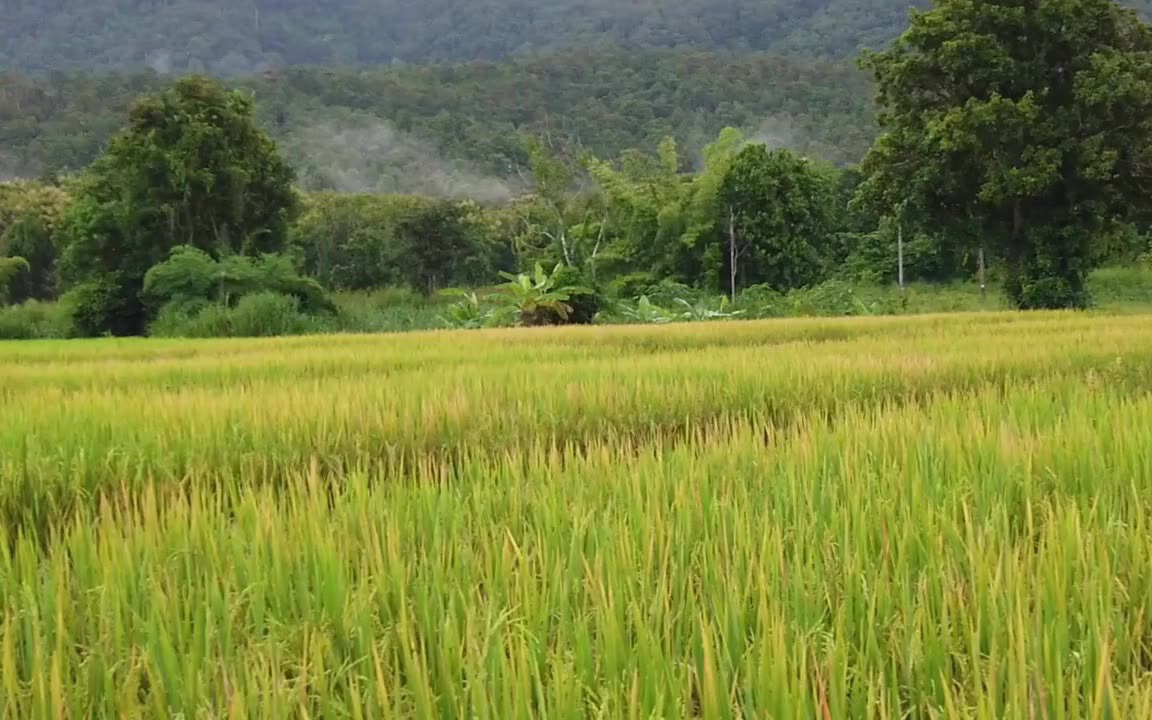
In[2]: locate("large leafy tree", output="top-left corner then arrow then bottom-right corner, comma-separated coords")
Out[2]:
290,193 -> 508,293
584,129 -> 764,291
395,200 -> 498,295
860,0 -> 1152,309
681,128 -> 751,291
585,137 -> 687,281
0,257 -> 30,304
720,144 -> 837,296
0,181 -> 71,303
60,75 -> 297,335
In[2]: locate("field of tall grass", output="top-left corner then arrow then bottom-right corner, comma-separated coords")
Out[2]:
2,312 -> 1152,717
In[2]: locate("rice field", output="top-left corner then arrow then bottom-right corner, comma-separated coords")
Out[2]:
2,312 -> 1152,718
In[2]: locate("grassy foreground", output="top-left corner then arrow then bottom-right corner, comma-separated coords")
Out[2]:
2,313 -> 1152,717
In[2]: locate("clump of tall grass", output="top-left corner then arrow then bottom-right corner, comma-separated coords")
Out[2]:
330,288 -> 446,332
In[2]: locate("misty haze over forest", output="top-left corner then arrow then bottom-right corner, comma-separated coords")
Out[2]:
0,47 -> 873,194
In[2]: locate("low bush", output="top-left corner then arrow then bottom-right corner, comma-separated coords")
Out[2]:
786,280 -> 862,316
642,279 -> 706,308
144,246 -> 335,316
150,292 -> 327,338
0,300 -> 73,339
733,284 -> 786,318
1005,270 -> 1091,311
62,273 -> 146,337
607,272 -> 658,300
549,265 -> 602,325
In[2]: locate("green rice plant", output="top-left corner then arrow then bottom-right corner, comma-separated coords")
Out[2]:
1,313 -> 1151,716
5,311 -> 1152,534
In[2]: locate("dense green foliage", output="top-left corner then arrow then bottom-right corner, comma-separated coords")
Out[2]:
142,246 -> 332,315
0,300 -> 73,340
0,257 -> 29,304
0,50 -> 875,180
4,0 -> 1152,331
149,291 -> 326,338
0,182 -> 70,302
721,145 -> 837,294
860,0 -> 1152,309
290,194 -> 507,293
7,266 -> 1152,339
59,76 -> 298,335
583,129 -> 863,297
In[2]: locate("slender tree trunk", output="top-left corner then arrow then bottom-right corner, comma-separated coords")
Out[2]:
589,211 -> 607,282
728,204 -> 738,303
897,220 -> 905,293
978,246 -> 987,298
559,225 -> 572,266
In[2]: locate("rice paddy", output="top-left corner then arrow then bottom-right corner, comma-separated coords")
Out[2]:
3,312 -> 1152,718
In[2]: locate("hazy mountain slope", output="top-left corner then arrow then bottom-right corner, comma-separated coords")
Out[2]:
9,1 -> 1149,74
2,0 -> 929,73
0,49 -> 875,190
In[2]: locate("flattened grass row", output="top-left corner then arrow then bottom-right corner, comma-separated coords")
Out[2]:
2,312 -> 1151,717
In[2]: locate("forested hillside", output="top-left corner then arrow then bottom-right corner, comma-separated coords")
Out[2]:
0,49 -> 875,190
4,0 -> 930,73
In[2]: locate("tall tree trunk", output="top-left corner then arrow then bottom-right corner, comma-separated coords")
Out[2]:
559,228 -> 572,266
897,220 -> 905,293
589,211 -> 607,283
728,204 -> 738,303
978,246 -> 987,298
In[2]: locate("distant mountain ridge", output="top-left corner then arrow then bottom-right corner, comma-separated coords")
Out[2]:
4,0 -> 932,74
8,0 -> 1147,183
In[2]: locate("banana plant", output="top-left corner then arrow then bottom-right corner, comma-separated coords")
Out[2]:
497,263 -> 593,326
438,289 -> 515,329
620,295 -> 673,324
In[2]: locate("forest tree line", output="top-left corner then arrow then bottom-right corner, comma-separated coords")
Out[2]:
3,0 -> 1152,337
0,83 -> 945,337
